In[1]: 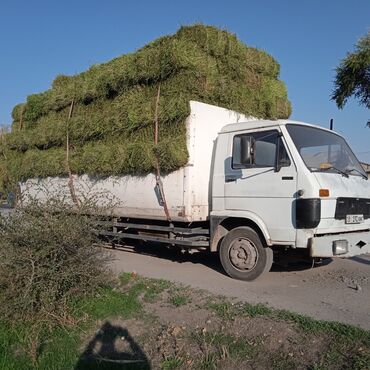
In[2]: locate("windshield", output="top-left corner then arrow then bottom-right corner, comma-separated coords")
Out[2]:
286,124 -> 367,178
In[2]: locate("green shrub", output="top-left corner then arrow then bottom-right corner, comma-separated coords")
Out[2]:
0,197 -> 112,323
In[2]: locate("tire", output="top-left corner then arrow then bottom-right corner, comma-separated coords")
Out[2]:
219,226 -> 273,281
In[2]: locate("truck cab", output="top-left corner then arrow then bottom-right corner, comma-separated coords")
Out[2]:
211,120 -> 370,280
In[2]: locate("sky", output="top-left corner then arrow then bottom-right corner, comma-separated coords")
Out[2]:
0,0 -> 369,162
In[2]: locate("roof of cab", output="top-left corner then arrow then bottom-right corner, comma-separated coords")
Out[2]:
220,119 -> 336,135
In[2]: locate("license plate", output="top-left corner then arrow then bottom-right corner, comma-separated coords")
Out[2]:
345,214 -> 364,224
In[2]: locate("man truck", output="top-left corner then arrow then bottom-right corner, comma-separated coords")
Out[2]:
22,101 -> 370,280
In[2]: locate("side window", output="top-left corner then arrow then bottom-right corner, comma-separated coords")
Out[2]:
232,130 -> 291,169
278,137 -> 291,167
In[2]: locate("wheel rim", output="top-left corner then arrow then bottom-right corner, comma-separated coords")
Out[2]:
229,237 -> 258,271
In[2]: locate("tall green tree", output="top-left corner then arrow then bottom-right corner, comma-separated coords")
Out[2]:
332,31 -> 370,126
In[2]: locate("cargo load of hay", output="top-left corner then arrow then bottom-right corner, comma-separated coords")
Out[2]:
0,24 -> 291,192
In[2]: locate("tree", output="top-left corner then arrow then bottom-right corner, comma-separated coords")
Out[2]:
331,31 -> 370,126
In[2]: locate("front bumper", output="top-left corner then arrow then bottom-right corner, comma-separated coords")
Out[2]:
309,230 -> 370,258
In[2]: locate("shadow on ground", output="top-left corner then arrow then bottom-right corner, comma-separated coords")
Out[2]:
75,321 -> 150,370
110,241 -> 332,277
350,255 -> 370,265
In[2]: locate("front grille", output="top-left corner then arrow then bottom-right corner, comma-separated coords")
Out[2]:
335,198 -> 370,220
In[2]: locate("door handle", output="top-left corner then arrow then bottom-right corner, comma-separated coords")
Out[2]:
225,176 -> 238,182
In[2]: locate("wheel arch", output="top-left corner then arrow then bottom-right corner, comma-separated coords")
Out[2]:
210,214 -> 272,252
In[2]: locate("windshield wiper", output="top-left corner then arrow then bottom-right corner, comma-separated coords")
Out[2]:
345,168 -> 368,180
319,166 -> 349,178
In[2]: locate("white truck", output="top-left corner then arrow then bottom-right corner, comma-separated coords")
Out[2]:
22,101 -> 370,280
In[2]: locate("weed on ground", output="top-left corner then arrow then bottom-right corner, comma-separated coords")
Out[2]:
1,272 -> 369,369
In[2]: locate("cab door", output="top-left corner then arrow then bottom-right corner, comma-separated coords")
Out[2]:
224,128 -> 297,243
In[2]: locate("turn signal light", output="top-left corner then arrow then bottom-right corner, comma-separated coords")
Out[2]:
319,189 -> 330,197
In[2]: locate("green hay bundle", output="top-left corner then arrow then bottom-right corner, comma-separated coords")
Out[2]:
7,71 -> 288,152
1,24 -> 291,190
3,132 -> 188,181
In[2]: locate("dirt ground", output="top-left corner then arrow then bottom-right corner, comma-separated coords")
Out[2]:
110,243 -> 370,330
76,274 -> 369,370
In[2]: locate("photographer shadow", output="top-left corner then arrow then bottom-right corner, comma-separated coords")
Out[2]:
75,321 -> 150,370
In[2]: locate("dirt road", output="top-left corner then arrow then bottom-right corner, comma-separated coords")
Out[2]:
111,244 -> 370,330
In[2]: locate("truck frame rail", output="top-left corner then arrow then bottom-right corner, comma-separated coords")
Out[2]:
96,219 -> 210,248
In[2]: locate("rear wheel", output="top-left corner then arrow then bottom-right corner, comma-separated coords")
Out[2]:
219,226 -> 273,281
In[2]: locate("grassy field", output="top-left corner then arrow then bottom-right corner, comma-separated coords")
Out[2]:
1,273 -> 369,370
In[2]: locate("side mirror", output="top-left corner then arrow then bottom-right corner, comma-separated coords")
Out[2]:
240,136 -> 254,166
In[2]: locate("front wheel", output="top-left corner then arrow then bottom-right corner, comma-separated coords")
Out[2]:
219,226 -> 273,281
